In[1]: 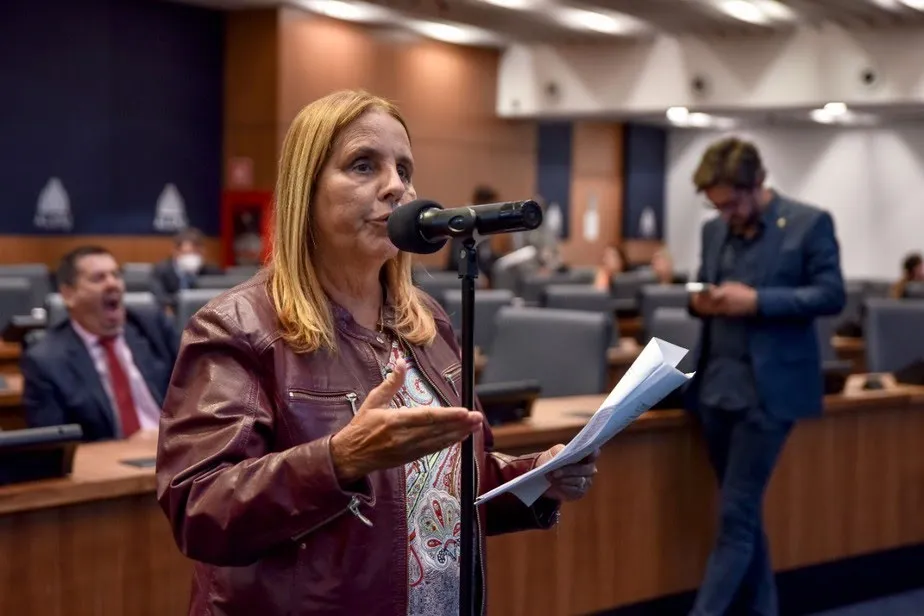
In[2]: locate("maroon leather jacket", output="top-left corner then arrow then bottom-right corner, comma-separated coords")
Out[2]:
155,272 -> 559,615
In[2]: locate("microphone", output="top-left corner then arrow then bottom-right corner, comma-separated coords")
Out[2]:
387,199 -> 543,255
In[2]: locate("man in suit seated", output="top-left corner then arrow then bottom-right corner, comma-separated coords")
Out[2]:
21,246 -> 179,441
150,227 -> 222,311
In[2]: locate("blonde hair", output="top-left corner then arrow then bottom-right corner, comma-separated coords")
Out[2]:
270,90 -> 436,353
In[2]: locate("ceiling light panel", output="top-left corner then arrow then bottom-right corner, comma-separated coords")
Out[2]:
551,6 -> 649,35
715,0 -> 795,25
297,0 -> 393,23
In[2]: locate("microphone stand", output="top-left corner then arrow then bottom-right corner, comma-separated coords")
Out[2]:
457,237 -> 479,616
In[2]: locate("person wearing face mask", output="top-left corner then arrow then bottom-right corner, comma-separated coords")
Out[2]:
20,246 -> 179,442
155,90 -> 600,616
150,227 -> 223,312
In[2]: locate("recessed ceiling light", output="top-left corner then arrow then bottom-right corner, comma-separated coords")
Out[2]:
717,0 -> 794,24
687,112 -> 714,127
666,107 -> 690,123
552,7 -> 644,35
481,0 -> 536,9
823,102 -> 848,115
406,20 -> 501,46
297,0 -> 392,22
719,0 -> 767,24
751,0 -> 795,20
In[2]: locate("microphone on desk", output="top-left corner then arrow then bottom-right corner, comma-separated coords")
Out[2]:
387,199 -> 543,255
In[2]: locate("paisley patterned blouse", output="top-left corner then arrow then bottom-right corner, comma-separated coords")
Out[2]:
378,338 -> 461,616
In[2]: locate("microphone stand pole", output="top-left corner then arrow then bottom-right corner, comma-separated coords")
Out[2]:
458,237 -> 479,616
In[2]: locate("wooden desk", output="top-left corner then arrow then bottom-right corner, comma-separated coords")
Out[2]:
2,389 -> 923,616
0,341 -> 20,375
0,373 -> 24,430
833,336 -> 866,373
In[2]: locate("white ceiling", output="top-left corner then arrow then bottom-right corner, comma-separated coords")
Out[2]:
170,0 -> 924,43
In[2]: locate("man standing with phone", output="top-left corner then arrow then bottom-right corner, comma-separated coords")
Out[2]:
686,137 -> 845,616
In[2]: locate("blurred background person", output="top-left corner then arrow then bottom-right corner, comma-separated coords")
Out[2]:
20,246 -> 178,442
593,244 -> 629,292
891,251 -> 923,298
150,227 -> 223,312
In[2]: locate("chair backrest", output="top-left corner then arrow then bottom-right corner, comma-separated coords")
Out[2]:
122,262 -> 154,275
0,277 -> 36,332
481,307 -> 611,397
903,281 -> 924,299
226,265 -> 261,277
414,270 -> 484,307
195,272 -> 252,290
176,288 -> 225,329
45,292 -> 159,327
121,268 -> 152,293
519,270 -> 595,304
648,307 -> 701,374
815,315 -> 839,362
442,289 -> 514,353
542,284 -> 612,313
864,298 -> 924,373
638,284 -> 689,341
609,269 -> 658,312
0,264 -> 51,308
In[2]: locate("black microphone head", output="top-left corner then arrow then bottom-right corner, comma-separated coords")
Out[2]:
387,199 -> 448,255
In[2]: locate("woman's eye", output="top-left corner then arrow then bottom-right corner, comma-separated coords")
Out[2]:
398,165 -> 411,183
352,159 -> 372,173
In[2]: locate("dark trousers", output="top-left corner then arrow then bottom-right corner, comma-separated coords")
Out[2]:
690,405 -> 793,616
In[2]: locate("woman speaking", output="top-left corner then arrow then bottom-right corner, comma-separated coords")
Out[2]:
155,90 -> 598,616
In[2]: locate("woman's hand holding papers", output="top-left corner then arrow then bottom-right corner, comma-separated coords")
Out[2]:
537,445 -> 600,502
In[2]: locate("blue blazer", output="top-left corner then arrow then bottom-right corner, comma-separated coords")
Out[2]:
686,195 -> 846,421
21,308 -> 179,441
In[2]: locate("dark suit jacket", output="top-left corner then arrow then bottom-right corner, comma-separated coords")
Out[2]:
21,308 -> 179,441
686,194 -> 846,421
150,258 -> 223,308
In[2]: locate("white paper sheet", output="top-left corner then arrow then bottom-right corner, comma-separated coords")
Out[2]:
475,338 -> 694,507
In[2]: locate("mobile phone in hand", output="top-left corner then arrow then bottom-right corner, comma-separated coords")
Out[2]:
685,282 -> 712,294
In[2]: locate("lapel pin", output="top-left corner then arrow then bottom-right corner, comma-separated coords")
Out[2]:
777,217 -> 786,228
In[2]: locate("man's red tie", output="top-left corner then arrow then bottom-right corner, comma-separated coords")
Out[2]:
99,337 -> 141,437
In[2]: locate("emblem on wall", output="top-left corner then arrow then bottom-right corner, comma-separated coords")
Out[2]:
153,183 -> 188,232
34,177 -> 74,231
639,206 -> 658,239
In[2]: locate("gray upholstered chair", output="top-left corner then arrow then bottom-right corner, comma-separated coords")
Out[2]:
176,289 -> 226,329
195,271 -> 253,290
864,298 -> 924,373
0,264 -> 51,309
0,277 -> 36,331
442,289 -> 514,353
480,306 -> 611,397
638,284 -> 689,342
647,307 -> 701,374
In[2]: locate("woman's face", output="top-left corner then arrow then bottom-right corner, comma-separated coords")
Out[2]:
312,109 -> 414,270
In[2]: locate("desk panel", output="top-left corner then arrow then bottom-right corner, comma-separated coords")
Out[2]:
2,390 -> 923,615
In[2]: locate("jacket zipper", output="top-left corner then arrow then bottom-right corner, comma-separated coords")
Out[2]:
287,391 -> 372,532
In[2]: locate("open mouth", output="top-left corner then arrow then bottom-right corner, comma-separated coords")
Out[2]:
102,296 -> 123,315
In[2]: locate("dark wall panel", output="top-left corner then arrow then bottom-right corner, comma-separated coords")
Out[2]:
623,124 -> 667,240
0,0 -> 223,235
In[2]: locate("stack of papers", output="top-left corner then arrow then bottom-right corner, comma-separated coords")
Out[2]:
475,337 -> 694,507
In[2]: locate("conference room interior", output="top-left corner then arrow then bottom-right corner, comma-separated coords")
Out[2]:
3,0 -> 924,614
